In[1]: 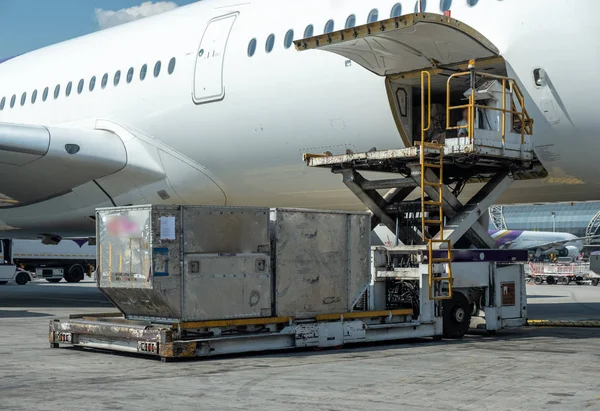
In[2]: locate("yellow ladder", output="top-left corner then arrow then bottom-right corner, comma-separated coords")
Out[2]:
420,71 -> 453,301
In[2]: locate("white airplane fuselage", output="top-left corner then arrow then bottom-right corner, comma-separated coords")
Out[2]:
0,0 -> 598,238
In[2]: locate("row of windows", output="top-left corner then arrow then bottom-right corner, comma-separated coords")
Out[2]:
247,0 -> 486,56
0,57 -> 177,111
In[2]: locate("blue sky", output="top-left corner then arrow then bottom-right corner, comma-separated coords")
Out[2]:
0,0 -> 199,60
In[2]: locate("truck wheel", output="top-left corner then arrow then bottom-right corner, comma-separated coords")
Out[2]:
546,276 -> 556,285
443,292 -> 472,339
15,272 -> 29,285
592,278 -> 599,287
534,276 -> 543,285
561,277 -> 570,285
46,279 -> 61,283
64,265 -> 85,283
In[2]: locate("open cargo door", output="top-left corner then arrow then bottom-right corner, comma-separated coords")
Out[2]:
295,13 -> 502,147
294,13 -> 499,77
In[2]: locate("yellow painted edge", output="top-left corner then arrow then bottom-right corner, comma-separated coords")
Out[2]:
174,316 -> 294,330
527,320 -> 600,328
316,309 -> 413,321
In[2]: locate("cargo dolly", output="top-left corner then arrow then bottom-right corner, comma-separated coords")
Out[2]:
49,204 -> 529,361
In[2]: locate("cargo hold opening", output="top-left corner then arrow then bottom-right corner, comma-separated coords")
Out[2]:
386,57 -> 509,147
294,12 -> 507,148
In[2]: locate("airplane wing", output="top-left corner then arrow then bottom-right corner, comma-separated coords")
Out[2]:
0,120 -> 165,205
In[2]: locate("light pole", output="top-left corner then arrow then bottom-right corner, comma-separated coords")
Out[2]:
552,211 -> 556,232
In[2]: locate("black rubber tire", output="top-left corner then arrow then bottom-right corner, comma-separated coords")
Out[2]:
592,278 -> 599,287
546,276 -> 556,285
561,277 -> 570,285
443,292 -> 472,339
64,265 -> 84,283
46,279 -> 61,283
534,276 -> 543,285
15,272 -> 29,285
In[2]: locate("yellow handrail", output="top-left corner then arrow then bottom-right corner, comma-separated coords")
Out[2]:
445,71 -> 533,145
420,70 -> 453,301
420,70 -> 430,239
421,70 -> 431,144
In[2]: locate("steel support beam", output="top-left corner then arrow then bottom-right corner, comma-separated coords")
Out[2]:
418,169 -> 511,248
338,170 -> 415,242
339,169 -> 397,233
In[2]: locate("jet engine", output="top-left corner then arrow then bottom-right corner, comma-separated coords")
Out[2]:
558,245 -> 580,259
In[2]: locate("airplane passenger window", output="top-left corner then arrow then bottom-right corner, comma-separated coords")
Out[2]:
140,64 -> 148,81
440,0 -> 452,11
324,19 -> 334,34
0,97 -> 5,111
304,24 -> 314,38
391,3 -> 402,17
10,94 -> 15,108
101,73 -> 108,89
114,70 -> 121,86
31,90 -> 37,104
89,76 -> 96,91
20,92 -> 26,106
66,81 -> 72,97
415,0 -> 427,12
467,0 -> 478,6
284,30 -> 294,49
127,67 -> 134,83
368,9 -> 379,23
54,85 -> 60,99
247,38 -> 257,57
265,34 -> 275,53
42,87 -> 49,101
168,58 -> 176,74
154,61 -> 161,77
77,79 -> 84,94
345,14 -> 356,29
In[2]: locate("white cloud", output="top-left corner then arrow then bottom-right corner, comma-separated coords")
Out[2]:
95,1 -> 179,30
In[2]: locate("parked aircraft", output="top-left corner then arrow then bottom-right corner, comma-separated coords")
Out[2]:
489,230 -> 598,259
0,0 -> 598,242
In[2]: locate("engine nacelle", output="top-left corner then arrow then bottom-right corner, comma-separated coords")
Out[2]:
558,245 -> 580,259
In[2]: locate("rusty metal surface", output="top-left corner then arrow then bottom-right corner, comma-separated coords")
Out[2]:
271,209 -> 370,318
160,341 -> 197,358
49,318 -> 170,342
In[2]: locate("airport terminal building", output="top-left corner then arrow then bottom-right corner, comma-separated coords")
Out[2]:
489,202 -> 600,238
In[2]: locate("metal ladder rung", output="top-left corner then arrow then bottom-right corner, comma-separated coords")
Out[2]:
421,142 -> 444,149
422,163 -> 442,169
424,219 -> 443,225
431,258 -> 452,263
432,277 -> 452,282
423,200 -> 442,206
423,181 -> 442,187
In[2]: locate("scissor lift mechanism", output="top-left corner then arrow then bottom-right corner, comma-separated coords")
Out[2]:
304,62 -> 543,302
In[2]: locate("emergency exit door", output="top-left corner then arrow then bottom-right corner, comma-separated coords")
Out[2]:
192,12 -> 238,104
